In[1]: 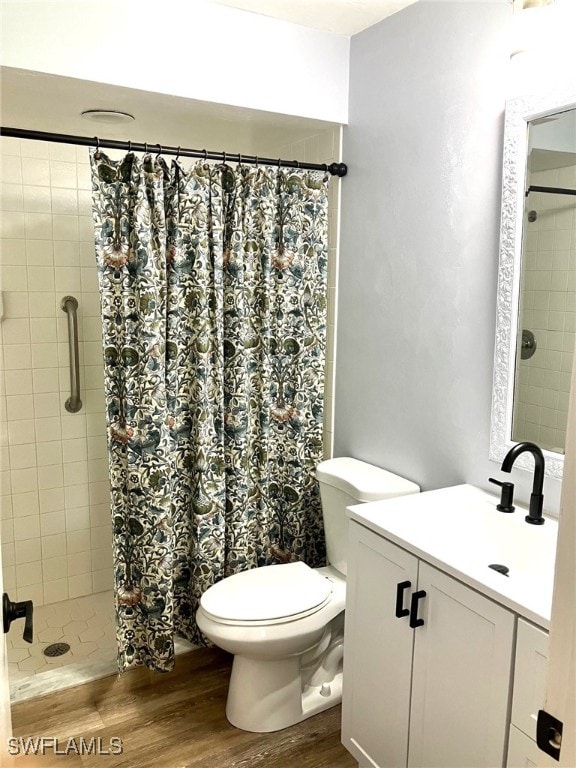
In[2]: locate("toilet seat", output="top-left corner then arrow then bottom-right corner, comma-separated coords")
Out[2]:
200,561 -> 333,627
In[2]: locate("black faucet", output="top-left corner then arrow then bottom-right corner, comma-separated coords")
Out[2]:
500,441 -> 545,525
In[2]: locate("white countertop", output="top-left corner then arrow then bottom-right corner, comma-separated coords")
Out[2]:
347,484 -> 558,630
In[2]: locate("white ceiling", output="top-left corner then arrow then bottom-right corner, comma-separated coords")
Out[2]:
3,1 -> 421,158
0,68 -> 338,158
207,0 -> 419,35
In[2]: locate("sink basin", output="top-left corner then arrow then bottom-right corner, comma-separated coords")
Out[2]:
348,484 -> 559,628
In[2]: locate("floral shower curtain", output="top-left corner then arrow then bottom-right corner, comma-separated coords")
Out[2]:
90,151 -> 330,673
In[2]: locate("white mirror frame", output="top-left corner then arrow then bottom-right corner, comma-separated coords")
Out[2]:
490,87 -> 576,481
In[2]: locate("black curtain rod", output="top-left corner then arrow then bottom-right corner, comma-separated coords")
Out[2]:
0,126 -> 348,178
526,184 -> 576,197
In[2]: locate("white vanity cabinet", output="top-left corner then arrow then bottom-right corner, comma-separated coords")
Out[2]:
342,520 -> 515,768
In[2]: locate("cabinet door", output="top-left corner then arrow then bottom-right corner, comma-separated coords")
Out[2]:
408,562 -> 515,768
511,620 -> 549,742
342,522 -> 418,768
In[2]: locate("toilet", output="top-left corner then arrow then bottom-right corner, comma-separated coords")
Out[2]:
196,457 -> 420,732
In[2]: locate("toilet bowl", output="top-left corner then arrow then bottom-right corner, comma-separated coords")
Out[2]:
196,457 -> 420,732
197,562 -> 346,732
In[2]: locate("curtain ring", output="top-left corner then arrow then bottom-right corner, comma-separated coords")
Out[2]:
278,158 -> 282,169
175,146 -> 181,161
144,142 -> 148,155
127,140 -> 132,154
237,153 -> 242,165
94,136 -> 100,158
296,159 -> 300,169
254,155 -> 258,168
156,143 -> 162,158
222,151 -> 227,165
203,149 -> 207,163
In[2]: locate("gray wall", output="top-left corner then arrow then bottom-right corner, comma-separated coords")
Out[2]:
335,1 -> 563,512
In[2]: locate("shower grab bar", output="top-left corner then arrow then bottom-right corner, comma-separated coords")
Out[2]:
60,296 -> 82,413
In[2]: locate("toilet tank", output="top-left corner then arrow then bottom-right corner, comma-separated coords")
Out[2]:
316,457 -> 420,576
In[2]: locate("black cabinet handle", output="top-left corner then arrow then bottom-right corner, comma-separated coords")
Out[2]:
409,589 -> 427,629
395,580 -> 411,618
2,592 -> 33,643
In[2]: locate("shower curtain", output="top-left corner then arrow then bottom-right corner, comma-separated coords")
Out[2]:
90,151 -> 330,672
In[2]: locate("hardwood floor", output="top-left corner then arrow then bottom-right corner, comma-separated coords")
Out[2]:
6,648 -> 356,768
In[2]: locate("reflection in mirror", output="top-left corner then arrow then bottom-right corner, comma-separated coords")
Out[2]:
490,88 -> 576,481
512,108 -> 576,454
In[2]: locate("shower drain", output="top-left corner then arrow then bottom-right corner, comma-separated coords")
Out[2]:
43,642 -> 71,657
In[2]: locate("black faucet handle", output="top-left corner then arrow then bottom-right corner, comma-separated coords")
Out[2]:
488,478 -> 515,513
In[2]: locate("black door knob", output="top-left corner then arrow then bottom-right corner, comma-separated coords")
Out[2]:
2,592 -> 33,643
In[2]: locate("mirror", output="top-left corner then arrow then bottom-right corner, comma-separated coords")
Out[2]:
490,88 -> 576,480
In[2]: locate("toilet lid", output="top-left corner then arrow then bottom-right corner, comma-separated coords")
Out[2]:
200,562 -> 333,624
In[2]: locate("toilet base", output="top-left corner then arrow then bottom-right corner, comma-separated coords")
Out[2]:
226,654 -> 343,732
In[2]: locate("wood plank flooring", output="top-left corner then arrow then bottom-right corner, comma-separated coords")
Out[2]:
5,648 -> 356,768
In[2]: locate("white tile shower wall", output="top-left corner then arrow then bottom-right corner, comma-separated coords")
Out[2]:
513,163 -> 576,452
277,126 -> 342,460
0,136 -> 113,607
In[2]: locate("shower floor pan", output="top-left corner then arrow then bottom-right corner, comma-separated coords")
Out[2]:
7,590 -> 195,702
